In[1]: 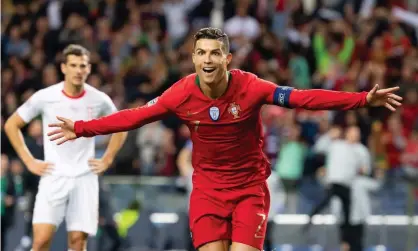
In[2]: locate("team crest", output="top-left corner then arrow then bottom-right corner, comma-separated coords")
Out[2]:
209,106 -> 220,121
228,102 -> 241,119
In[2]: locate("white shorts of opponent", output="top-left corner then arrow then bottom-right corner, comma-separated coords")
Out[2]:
32,173 -> 99,236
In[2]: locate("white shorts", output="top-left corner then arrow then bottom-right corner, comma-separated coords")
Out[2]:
32,173 -> 99,236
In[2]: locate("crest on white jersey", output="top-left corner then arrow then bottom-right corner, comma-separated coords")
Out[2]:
147,97 -> 158,107
209,106 -> 220,121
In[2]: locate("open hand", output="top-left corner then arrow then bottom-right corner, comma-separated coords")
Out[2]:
366,85 -> 403,111
27,159 -> 54,176
48,116 -> 76,145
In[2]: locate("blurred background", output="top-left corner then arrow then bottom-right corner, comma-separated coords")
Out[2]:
1,0 -> 418,250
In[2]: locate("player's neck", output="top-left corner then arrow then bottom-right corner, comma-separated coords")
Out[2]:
63,81 -> 84,97
200,72 -> 229,99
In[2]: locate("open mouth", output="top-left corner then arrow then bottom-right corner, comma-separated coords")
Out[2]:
203,67 -> 216,73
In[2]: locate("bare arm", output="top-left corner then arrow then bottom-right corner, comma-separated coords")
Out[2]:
4,113 -> 34,166
4,113 -> 52,175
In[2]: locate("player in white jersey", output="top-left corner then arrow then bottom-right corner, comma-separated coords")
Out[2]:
4,44 -> 128,251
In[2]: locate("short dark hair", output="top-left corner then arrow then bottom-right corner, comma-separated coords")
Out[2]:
62,44 -> 90,63
193,27 -> 230,53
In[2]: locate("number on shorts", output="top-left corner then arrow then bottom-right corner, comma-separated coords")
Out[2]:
254,213 -> 266,238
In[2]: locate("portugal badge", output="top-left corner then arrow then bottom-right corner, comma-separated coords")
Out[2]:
228,102 -> 241,119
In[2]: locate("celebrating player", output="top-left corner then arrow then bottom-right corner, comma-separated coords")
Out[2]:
4,44 -> 127,251
47,28 -> 402,251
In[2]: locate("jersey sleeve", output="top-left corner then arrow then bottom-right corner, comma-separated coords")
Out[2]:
74,87 -> 176,138
256,78 -> 368,110
75,99 -> 170,137
16,90 -> 44,123
99,92 -> 118,116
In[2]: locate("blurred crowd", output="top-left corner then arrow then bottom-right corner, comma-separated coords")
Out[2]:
1,0 -> 418,229
1,0 -> 418,250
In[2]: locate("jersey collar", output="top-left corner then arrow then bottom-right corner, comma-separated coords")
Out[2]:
62,89 -> 86,99
195,71 -> 232,95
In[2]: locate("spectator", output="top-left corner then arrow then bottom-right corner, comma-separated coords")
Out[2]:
177,139 -> 193,199
369,120 -> 389,169
4,25 -> 31,58
58,13 -> 85,49
275,123 -> 307,213
331,168 -> 385,251
162,0 -> 194,47
224,0 -> 260,50
402,127 -> 418,179
312,20 -> 355,90
136,120 -> 174,176
1,154 -> 15,251
382,113 -> 407,176
307,126 -> 371,228
97,0 -> 128,31
288,44 -> 311,89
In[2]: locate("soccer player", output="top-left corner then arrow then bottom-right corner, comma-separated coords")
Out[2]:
47,28 -> 402,251
4,44 -> 127,251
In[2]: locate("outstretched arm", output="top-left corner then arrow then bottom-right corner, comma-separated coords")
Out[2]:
75,101 -> 169,137
48,101 -> 171,145
287,88 -> 368,110
258,77 -> 402,111
289,84 -> 401,111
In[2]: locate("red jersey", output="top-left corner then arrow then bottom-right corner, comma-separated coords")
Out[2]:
74,69 -> 368,189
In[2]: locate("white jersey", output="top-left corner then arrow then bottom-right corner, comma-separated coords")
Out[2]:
314,135 -> 371,186
17,82 -> 117,177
